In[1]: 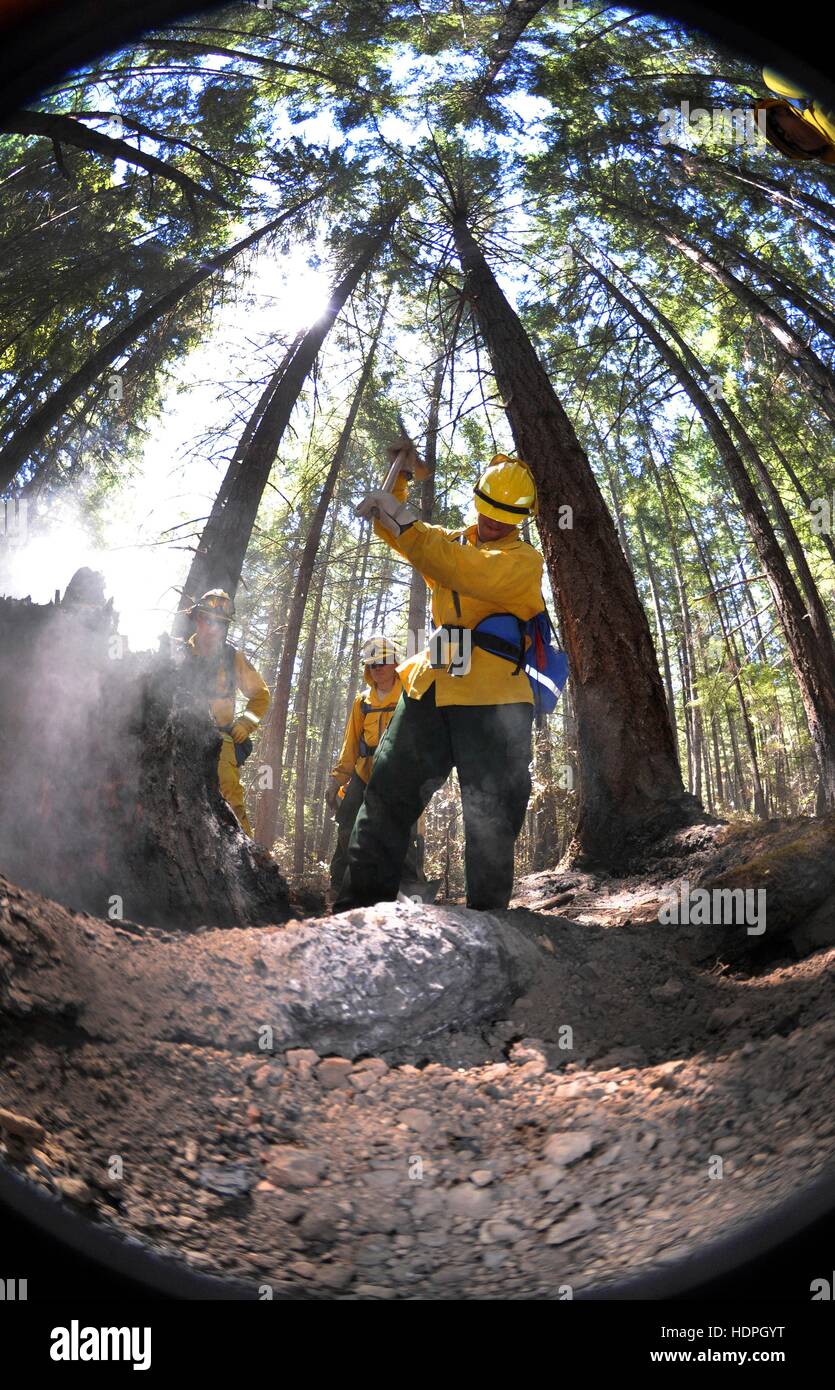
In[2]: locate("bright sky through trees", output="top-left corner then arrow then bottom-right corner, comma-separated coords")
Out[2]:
1,1 -> 833,822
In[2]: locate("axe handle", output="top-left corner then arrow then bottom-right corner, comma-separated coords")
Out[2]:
381,447 -> 409,495
366,447 -> 408,519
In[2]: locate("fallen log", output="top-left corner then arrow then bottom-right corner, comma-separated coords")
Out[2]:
0,882 -> 542,1056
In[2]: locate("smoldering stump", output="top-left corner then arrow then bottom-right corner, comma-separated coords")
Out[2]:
0,590 -> 290,928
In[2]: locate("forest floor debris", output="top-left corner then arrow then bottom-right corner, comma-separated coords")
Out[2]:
1,820 -> 834,1298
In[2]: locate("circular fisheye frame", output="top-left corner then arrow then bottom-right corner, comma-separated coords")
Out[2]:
0,0 -> 834,1313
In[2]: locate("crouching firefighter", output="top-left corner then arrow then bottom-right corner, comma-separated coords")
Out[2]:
181,590 -> 269,836
334,455 -> 567,913
326,635 -> 424,900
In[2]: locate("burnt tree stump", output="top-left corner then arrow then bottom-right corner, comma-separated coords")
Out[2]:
0,591 -> 290,928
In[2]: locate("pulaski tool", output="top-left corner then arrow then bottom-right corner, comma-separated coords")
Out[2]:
367,418 -> 432,520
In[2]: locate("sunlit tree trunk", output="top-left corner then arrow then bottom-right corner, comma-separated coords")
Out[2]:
179,210 -> 400,605
254,301 -> 387,846
603,268 -> 835,805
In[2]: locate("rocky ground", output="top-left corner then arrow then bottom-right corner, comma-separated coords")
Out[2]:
1,816 -> 834,1299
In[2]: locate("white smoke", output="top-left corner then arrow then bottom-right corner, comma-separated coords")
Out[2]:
0,477 -> 199,653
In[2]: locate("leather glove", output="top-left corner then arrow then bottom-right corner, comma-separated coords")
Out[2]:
355,489 -> 419,538
326,781 -> 341,811
231,717 -> 255,744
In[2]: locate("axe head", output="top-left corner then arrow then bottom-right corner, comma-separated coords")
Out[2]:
386,432 -> 432,482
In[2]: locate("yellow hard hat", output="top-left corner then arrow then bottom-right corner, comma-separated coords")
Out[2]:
754,97 -> 835,161
361,634 -> 400,668
190,589 -> 235,623
474,454 -> 538,524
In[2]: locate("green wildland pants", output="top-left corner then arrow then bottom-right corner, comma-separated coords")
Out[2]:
335,683 -> 533,911
330,771 -> 423,893
329,772 -> 367,892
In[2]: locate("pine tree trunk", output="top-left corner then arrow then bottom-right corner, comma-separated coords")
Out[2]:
663,145 -> 835,244
314,529 -> 370,857
467,0 -> 549,105
659,225 -> 835,426
292,513 -> 335,878
341,526 -> 373,735
650,438 -> 767,816
253,304 -> 387,846
635,512 -> 677,750
711,717 -> 724,807
173,333 -> 306,637
598,265 -> 835,808
743,406 -> 835,570
180,210 -> 399,604
606,194 -> 835,420
714,233 -> 835,343
407,353 -> 445,640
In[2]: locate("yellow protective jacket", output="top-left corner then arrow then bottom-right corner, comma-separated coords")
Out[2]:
185,635 -> 270,732
761,68 -> 835,161
374,474 -> 545,707
331,673 -> 404,786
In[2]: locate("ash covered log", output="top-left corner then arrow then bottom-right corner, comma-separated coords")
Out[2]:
0,585 -> 290,928
0,885 -> 542,1055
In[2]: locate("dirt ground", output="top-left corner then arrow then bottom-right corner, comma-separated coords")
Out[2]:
1,816 -> 834,1299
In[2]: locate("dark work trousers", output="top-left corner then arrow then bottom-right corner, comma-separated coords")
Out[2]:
335,683 -> 534,911
329,770 -> 422,892
329,772 -> 367,892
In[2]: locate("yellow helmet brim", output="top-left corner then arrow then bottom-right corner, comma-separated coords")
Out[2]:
473,492 -> 523,524
473,452 -> 538,522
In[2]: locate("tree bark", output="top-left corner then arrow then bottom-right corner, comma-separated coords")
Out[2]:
597,263 -> 835,805
180,208 -> 399,605
0,594 -> 290,928
253,300 -> 387,847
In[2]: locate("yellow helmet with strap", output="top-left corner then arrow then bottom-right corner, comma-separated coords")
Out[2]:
474,454 -> 538,524
190,589 -> 235,623
361,634 -> 400,667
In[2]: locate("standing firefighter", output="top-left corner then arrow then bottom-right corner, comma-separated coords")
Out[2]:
334,455 -> 545,913
326,635 -> 423,900
182,590 -> 269,836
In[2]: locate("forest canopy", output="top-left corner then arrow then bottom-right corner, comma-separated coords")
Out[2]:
1,0 -> 834,886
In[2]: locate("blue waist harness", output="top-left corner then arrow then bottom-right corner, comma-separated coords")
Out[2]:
471,611 -> 569,715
